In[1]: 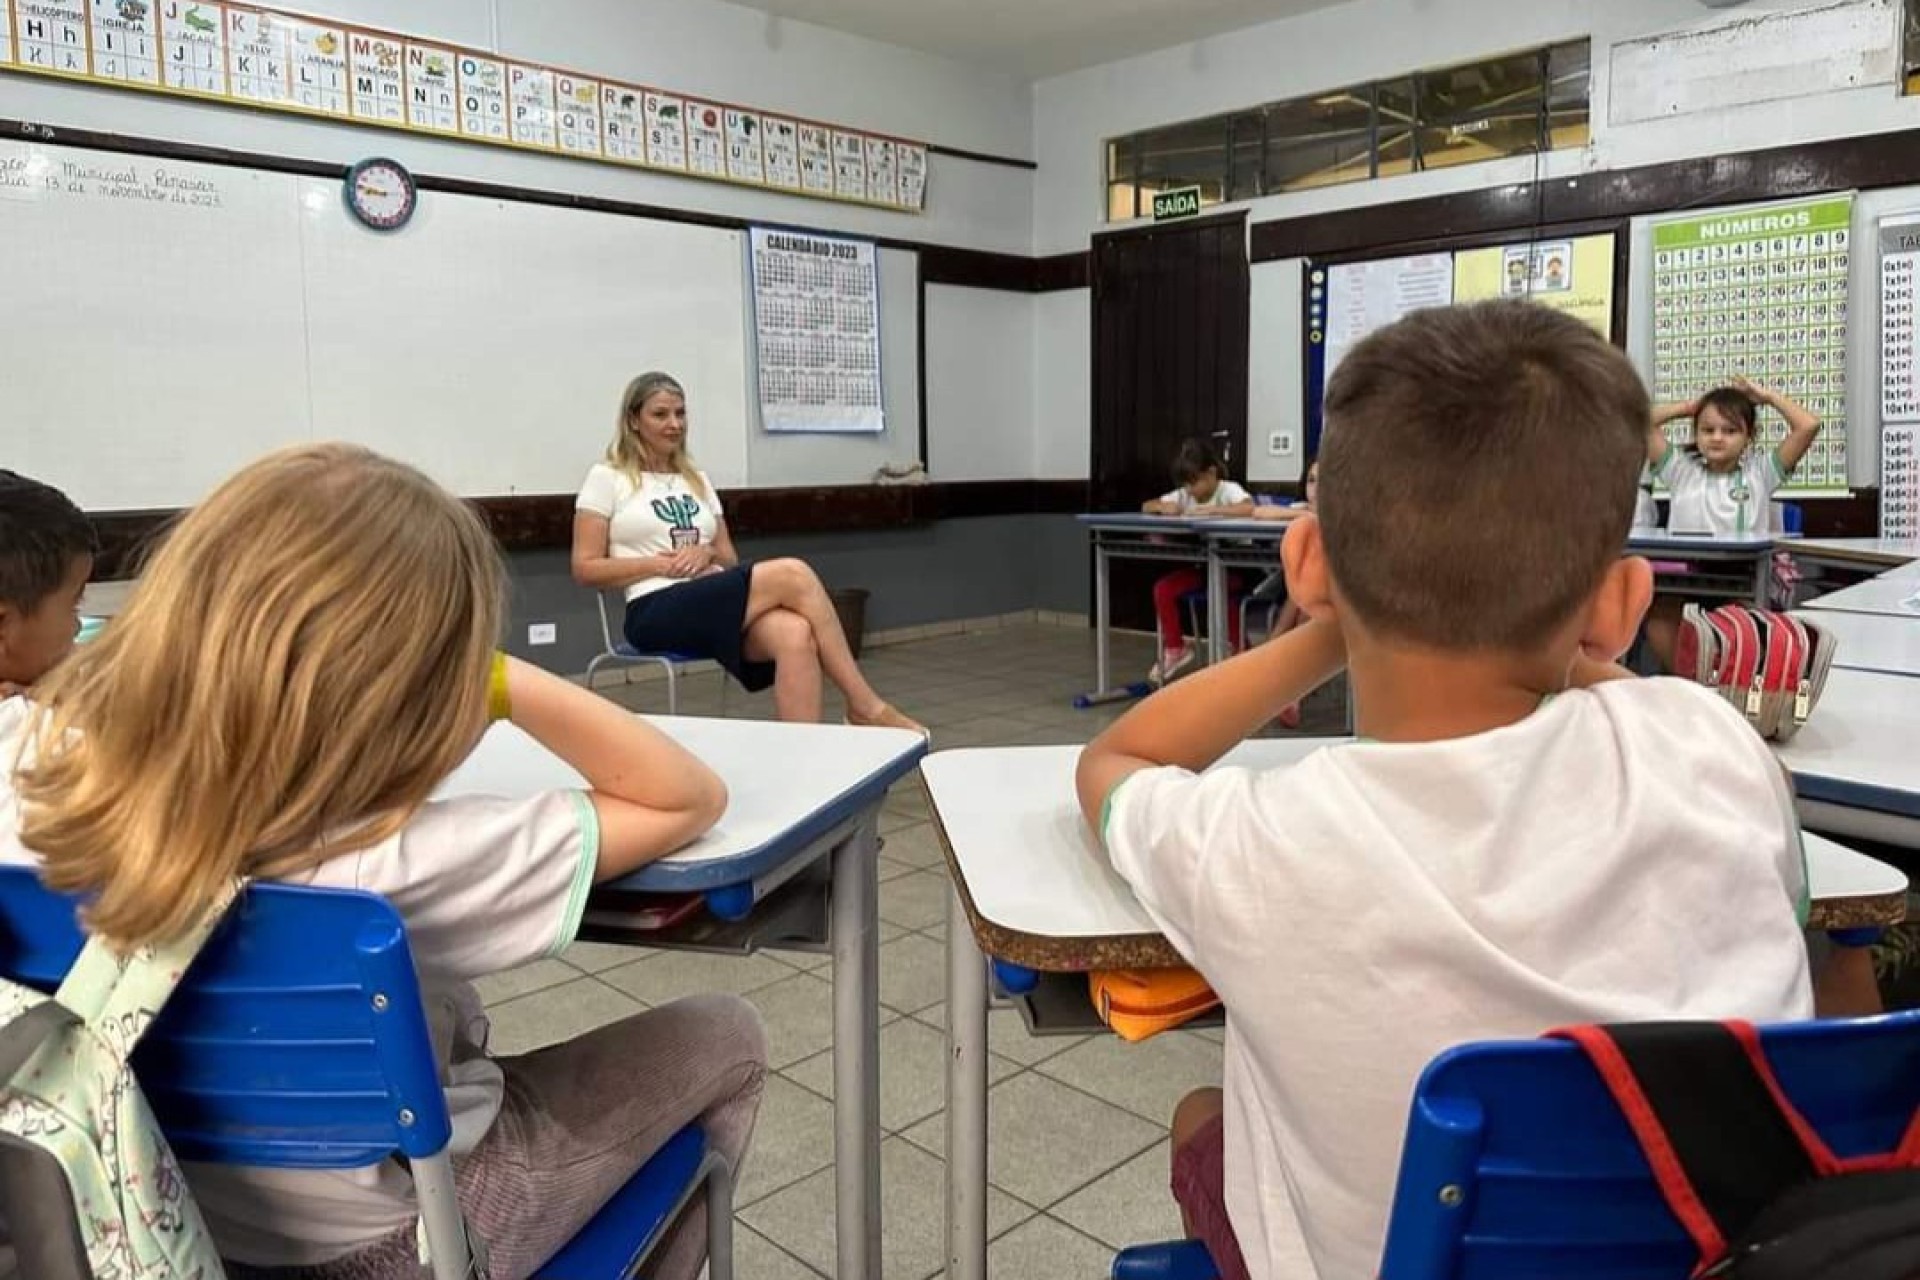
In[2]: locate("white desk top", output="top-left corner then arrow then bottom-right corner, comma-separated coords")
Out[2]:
1801,574 -> 1920,618
437,716 -> 925,891
1776,667 -> 1920,819
1797,609 -> 1920,678
1785,538 -> 1920,569
923,741 -> 1903,948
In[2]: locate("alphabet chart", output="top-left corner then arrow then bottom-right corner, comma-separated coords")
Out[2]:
0,0 -> 930,212
1649,195 -> 1853,494
750,228 -> 884,434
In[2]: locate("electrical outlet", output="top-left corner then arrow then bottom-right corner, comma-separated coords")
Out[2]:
528,623 -> 557,646
1268,431 -> 1295,456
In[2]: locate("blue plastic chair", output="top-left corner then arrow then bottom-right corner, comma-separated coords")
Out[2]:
0,867 -> 733,1280
587,591 -> 707,715
1115,1010 -> 1920,1280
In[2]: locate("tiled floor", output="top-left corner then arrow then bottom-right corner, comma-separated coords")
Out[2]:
484,623 -> 1344,1278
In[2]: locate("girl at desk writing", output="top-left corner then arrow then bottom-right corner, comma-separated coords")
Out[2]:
1642,378 -> 1822,667
1141,439 -> 1256,685
0,445 -> 766,1280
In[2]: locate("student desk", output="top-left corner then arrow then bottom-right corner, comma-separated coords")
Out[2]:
1777,667 -> 1920,851
1784,537 -> 1920,574
1797,609 -> 1920,678
1074,513 -> 1216,701
923,740 -> 1907,1280
1799,572 -> 1920,618
1626,529 -> 1779,606
437,715 -> 927,1280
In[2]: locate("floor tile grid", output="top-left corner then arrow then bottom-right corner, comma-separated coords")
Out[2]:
485,626 -> 1237,1278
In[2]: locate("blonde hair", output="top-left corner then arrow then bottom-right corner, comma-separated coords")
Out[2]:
18,444 -> 505,949
607,372 -> 710,500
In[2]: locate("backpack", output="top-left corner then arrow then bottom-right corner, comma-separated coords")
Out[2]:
0,884 -> 239,1279
1558,1020 -> 1920,1280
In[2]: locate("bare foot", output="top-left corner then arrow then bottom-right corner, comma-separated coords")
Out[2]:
848,702 -> 929,738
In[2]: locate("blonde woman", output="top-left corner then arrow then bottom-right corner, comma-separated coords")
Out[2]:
573,372 -> 924,733
0,445 -> 766,1280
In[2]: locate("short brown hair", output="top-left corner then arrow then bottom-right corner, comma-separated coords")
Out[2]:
1317,300 -> 1648,651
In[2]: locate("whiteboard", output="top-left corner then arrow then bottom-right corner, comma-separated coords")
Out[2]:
0,138 -> 751,509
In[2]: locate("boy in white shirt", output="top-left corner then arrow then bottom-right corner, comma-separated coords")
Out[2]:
1077,301 -> 1813,1280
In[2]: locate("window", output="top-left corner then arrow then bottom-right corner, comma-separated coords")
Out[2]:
1103,40 -> 1591,220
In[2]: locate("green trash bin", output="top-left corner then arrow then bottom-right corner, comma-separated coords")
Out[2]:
829,588 -> 870,659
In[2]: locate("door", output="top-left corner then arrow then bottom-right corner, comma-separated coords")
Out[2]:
1090,211 -> 1252,635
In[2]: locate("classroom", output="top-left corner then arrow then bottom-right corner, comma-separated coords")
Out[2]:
3,0 -> 1920,1277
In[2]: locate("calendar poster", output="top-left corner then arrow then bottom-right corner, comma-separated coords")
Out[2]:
1650,195 -> 1853,494
750,228 -> 884,434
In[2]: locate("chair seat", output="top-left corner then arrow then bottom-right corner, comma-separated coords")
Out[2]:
1112,1238 -> 1219,1280
533,1125 -> 707,1279
610,644 -> 701,664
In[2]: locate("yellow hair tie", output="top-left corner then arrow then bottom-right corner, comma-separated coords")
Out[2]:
487,652 -> 512,722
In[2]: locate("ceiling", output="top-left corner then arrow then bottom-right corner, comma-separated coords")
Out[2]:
742,0 -> 1355,80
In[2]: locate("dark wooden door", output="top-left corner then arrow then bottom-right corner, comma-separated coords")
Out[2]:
1090,212 -> 1251,634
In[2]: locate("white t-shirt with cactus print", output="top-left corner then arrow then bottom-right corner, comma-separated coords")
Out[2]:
576,463 -> 724,601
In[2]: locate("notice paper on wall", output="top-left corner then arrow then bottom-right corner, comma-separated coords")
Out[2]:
1883,424 -> 1919,539
1452,233 -> 1617,337
749,227 -> 884,434
1879,213 -> 1920,537
1321,252 -> 1454,385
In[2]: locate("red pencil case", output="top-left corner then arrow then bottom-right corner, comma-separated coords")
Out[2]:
1672,604 -> 1837,742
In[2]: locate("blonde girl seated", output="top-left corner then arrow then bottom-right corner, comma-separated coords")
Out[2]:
0,445 -> 766,1280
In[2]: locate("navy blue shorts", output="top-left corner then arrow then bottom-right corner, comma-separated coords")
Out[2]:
622,563 -> 777,694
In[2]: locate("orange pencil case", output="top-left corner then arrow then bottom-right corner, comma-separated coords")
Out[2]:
1088,967 -> 1221,1042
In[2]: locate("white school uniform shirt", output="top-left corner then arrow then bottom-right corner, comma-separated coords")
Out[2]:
0,698 -> 601,1267
1102,679 -> 1812,1280
576,462 -> 724,602
1654,443 -> 1791,535
1158,479 -> 1251,513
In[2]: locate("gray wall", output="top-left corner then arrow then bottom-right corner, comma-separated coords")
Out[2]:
503,514 -> 1090,673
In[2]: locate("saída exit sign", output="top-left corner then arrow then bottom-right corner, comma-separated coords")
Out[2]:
1151,186 -> 1203,222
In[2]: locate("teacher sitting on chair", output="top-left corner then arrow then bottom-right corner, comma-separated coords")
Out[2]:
573,371 -> 925,735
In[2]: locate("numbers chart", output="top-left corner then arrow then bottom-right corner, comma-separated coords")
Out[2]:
1650,195 -> 1853,493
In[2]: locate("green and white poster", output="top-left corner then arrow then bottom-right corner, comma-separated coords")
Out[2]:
1650,194 -> 1852,493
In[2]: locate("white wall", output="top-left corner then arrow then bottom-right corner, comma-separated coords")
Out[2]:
925,285 -> 1035,480
0,0 -> 1034,251
1029,0 -> 1919,484
1033,289 -> 1090,479
1032,0 -> 1917,255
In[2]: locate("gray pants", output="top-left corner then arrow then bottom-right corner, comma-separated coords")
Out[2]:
227,994 -> 767,1280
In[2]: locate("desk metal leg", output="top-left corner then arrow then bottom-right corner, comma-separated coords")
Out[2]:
1205,545 -> 1229,666
832,816 -> 882,1280
1754,552 -> 1771,607
945,885 -> 989,1280
1094,539 -> 1112,695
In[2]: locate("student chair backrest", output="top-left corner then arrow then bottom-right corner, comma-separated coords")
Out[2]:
1378,1010 -> 1920,1280
0,866 -> 453,1171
